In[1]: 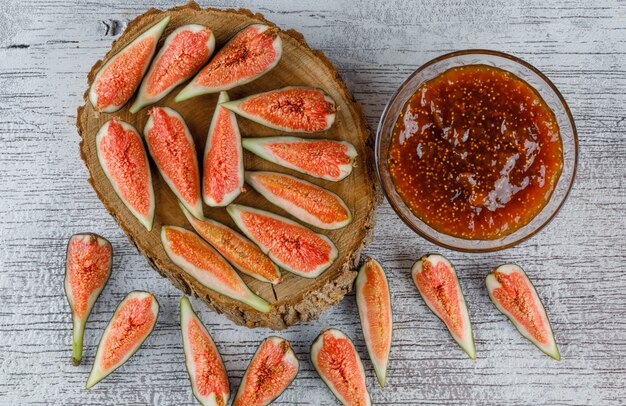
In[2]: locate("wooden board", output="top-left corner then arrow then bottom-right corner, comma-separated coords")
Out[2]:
76,2 -> 378,330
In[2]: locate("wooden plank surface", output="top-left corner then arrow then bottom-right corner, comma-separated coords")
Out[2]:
0,0 -> 625,404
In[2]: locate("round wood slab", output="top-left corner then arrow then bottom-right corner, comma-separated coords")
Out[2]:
76,2 -> 377,330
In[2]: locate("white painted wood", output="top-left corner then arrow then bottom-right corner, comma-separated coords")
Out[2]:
1,0 -> 625,404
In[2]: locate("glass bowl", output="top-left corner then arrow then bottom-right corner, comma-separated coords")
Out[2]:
375,50 -> 578,252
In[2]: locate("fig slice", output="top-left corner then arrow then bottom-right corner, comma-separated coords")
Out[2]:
176,24 -> 282,101
233,336 -> 299,406
227,204 -> 338,278
144,107 -> 203,219
96,119 -> 155,230
245,171 -> 352,230
130,24 -> 216,113
355,257 -> 392,387
64,233 -> 112,366
411,254 -> 476,359
85,291 -> 159,389
161,225 -> 270,313
89,16 -> 170,113
242,136 -> 357,181
310,329 -> 371,406
203,92 -> 244,207
180,204 -> 281,285
180,296 -> 230,406
486,264 -> 561,360
221,87 -> 337,133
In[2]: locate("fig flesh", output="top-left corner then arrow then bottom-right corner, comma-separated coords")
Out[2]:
176,24 -> 282,101
130,24 -> 216,113
233,336 -> 299,406
242,136 -> 357,181
221,87 -> 337,133
411,254 -> 476,359
96,119 -> 155,230
180,296 -> 230,406
89,16 -> 170,113
161,225 -> 270,313
227,204 -> 338,278
64,233 -> 112,366
86,291 -> 159,389
486,264 -> 560,360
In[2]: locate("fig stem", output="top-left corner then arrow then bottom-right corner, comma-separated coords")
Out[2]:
72,318 -> 84,366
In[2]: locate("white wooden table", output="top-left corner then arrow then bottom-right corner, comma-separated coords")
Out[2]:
1,0 -> 625,404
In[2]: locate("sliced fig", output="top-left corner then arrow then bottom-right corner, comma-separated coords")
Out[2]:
227,204 -> 337,278
233,336 -> 299,406
180,296 -> 230,406
96,119 -> 155,230
161,225 -> 270,313
411,254 -> 476,359
486,264 -> 561,360
144,107 -> 203,219
221,87 -> 337,133
64,233 -> 112,366
242,136 -> 357,181
180,204 -> 281,285
176,24 -> 282,101
85,291 -> 159,389
245,171 -> 351,230
203,92 -> 244,207
355,257 -> 392,387
310,329 -> 371,406
130,24 -> 216,113
89,16 -> 170,113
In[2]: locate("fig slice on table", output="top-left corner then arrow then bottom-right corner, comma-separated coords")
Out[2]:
161,225 -> 270,313
64,233 -> 112,366
411,254 -> 476,359
310,329 -> 371,406
176,24 -> 282,101
85,291 -> 159,389
96,119 -> 155,230
130,24 -> 216,113
202,92 -> 244,207
355,257 -> 392,387
227,204 -> 338,278
144,106 -> 203,219
242,136 -> 357,181
233,336 -> 299,406
486,264 -> 561,360
221,87 -> 337,133
180,296 -> 230,406
89,16 -> 170,113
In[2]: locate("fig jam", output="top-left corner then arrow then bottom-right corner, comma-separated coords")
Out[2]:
388,65 -> 563,240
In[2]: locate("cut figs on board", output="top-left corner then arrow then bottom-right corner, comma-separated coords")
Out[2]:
227,204 -> 338,278
176,23 -> 282,101
221,87 -> 337,133
311,329 -> 371,406
355,257 -> 392,387
486,264 -> 561,360
180,296 -> 230,406
130,24 -> 216,113
144,106 -> 203,219
64,233 -> 112,366
233,336 -> 299,406
245,171 -> 352,230
242,137 -> 357,181
411,254 -> 476,359
89,16 -> 170,113
202,92 -> 244,207
96,119 -> 155,231
85,291 -> 159,389
161,225 -> 270,313
180,203 -> 281,285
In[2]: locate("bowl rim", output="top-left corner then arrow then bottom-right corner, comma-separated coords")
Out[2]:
374,49 -> 579,252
